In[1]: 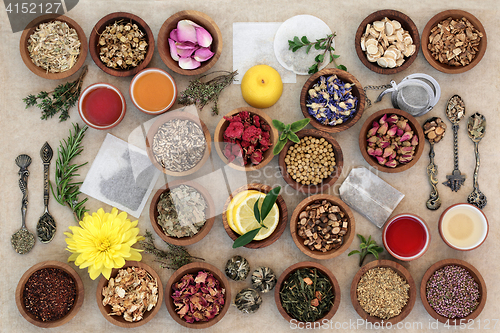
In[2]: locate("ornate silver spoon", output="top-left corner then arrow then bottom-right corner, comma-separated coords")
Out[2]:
423,117 -> 446,210
11,154 -> 35,254
37,142 -> 56,243
467,113 -> 487,209
443,95 -> 466,191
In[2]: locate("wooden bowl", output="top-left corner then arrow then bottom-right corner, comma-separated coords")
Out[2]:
355,9 -> 420,74
158,10 -> 223,76
382,213 -> 430,261
278,129 -> 343,193
421,10 -> 487,74
420,259 -> 487,324
350,260 -> 416,324
96,261 -> 163,328
20,14 -> 88,79
146,111 -> 211,176
149,180 -> 215,246
274,261 -> 341,324
89,12 -> 154,77
165,262 -> 230,329
358,108 -> 425,173
15,260 -> 84,328
214,107 -> 278,171
300,68 -> 365,133
438,203 -> 489,251
222,183 -> 288,249
290,194 -> 355,260
78,82 -> 127,130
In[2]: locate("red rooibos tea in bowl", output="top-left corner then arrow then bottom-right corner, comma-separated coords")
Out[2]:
383,213 -> 430,261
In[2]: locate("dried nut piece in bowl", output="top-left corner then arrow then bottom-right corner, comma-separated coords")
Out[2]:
360,17 -> 416,68
428,16 -> 483,67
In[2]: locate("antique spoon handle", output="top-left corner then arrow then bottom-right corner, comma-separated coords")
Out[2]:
452,123 -> 460,171
473,141 -> 480,189
18,165 -> 30,229
426,144 -> 441,210
43,162 -> 50,207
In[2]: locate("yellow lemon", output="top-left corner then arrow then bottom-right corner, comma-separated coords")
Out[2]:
226,190 -> 260,233
233,192 -> 279,240
241,64 -> 283,109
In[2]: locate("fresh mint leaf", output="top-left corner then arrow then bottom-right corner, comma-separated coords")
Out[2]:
272,119 -> 286,132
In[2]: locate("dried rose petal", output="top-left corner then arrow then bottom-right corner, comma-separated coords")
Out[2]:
176,20 -> 198,43
179,57 -> 201,70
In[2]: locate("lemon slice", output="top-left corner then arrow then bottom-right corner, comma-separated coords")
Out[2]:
226,190 -> 260,233
233,193 -> 280,240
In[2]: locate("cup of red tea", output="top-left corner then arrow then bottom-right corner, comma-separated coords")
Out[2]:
78,83 -> 126,130
129,68 -> 177,115
438,203 -> 488,251
382,213 -> 430,261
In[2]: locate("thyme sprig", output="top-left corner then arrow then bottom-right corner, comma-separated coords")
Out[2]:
23,65 -> 88,121
50,123 -> 88,221
140,230 -> 204,270
178,70 -> 238,115
288,34 -> 346,74
348,234 -> 384,266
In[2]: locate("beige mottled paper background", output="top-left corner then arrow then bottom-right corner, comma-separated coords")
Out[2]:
1,0 -> 499,332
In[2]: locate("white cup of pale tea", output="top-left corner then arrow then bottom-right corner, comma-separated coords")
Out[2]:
439,203 -> 488,251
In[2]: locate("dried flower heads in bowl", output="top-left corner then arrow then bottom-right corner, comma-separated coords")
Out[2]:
300,68 -> 365,133
350,260 -> 417,324
359,109 -> 424,173
214,107 -> 278,171
146,111 -> 211,176
420,259 -> 486,324
20,14 -> 88,80
149,180 -> 215,246
89,12 -> 154,77
96,261 -> 163,328
421,10 -> 486,74
159,10 -> 222,75
166,262 -> 230,329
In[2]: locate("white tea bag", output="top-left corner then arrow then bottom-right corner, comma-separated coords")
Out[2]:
339,167 -> 404,228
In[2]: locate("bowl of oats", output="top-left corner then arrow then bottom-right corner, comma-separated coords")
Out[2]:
96,261 -> 163,328
421,10 -> 487,74
149,180 -> 215,246
145,111 -> 211,176
20,14 -> 88,80
89,12 -> 154,77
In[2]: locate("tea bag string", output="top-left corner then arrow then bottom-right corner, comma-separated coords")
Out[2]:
363,84 -> 392,108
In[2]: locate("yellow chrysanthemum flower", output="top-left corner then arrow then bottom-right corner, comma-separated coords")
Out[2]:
65,207 -> 144,280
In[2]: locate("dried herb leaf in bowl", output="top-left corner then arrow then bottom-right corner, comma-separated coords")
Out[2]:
157,185 -> 207,238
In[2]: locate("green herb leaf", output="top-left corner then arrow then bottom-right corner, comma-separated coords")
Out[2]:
308,64 -> 319,74
287,132 -> 300,143
336,64 -> 347,71
357,234 -> 367,244
233,227 -> 262,248
315,54 -> 324,63
285,124 -> 291,132
272,119 -> 286,132
294,36 -> 301,45
280,132 -> 288,141
301,36 -> 310,44
273,139 -> 287,155
253,197 -> 261,223
292,45 -> 301,52
260,186 -> 280,221
332,54 -> 340,59
290,118 -> 310,132
367,248 -> 380,259
360,243 -> 367,249
306,44 -> 312,54
348,250 -> 361,256
288,40 -> 296,49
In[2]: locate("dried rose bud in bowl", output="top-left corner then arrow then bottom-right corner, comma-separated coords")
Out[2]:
215,107 -> 278,171
158,10 -> 223,76
359,109 -> 425,173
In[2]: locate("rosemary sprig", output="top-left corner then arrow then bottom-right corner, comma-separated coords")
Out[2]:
50,123 -> 88,221
140,230 -> 204,270
288,34 -> 346,74
348,234 -> 384,266
23,65 -> 88,121
233,186 -> 281,248
178,70 -> 238,115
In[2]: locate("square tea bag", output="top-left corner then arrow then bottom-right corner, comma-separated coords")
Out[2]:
81,134 -> 161,218
339,167 -> 404,228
